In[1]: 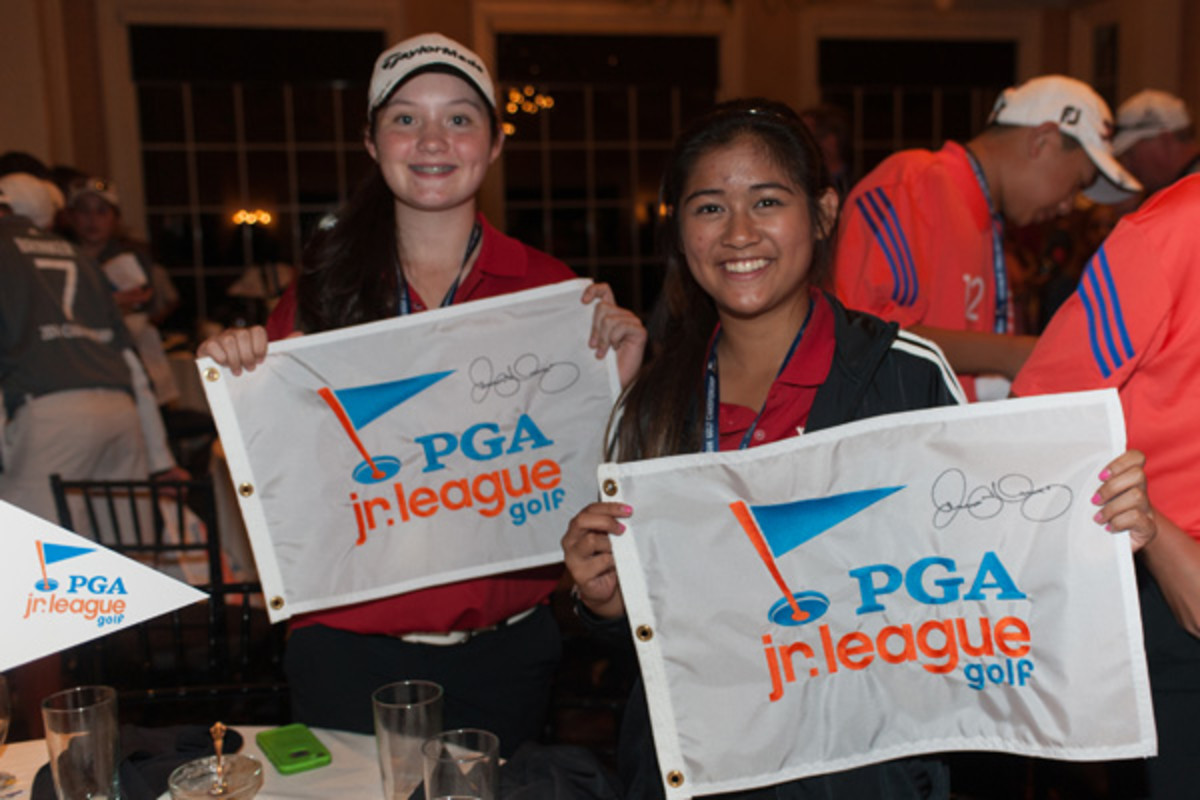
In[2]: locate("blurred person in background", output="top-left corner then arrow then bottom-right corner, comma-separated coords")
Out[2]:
0,171 -> 185,736
62,176 -> 180,409
801,103 -> 853,198
1113,89 -> 1200,199
834,76 -> 1141,402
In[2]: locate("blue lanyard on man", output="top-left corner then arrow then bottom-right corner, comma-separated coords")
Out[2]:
397,221 -> 483,315
963,148 -> 1011,335
702,299 -> 815,453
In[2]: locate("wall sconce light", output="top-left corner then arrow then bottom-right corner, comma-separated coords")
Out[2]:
232,209 -> 273,226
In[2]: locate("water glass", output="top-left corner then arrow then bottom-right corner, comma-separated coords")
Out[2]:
41,685 -> 120,800
373,680 -> 443,800
422,728 -> 499,800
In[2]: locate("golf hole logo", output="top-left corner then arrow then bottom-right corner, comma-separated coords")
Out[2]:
319,371 -> 566,544
731,486 -> 904,626
24,540 -> 129,627
733,488 -> 1038,703
318,370 -> 454,484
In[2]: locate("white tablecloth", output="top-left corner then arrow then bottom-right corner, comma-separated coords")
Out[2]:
0,725 -> 379,799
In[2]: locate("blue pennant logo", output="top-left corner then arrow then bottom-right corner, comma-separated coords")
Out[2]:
319,371 -> 454,484
733,486 -> 904,625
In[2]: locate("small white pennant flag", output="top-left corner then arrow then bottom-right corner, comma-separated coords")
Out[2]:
0,500 -> 208,671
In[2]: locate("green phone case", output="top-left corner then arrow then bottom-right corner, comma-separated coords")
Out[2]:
255,723 -> 332,775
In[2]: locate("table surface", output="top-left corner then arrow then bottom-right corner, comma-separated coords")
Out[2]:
0,725 -> 379,800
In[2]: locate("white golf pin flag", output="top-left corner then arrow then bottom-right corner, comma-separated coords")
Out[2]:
601,390 -> 1155,799
0,500 -> 207,671
200,279 -> 620,621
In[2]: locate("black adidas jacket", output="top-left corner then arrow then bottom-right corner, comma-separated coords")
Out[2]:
582,292 -> 962,799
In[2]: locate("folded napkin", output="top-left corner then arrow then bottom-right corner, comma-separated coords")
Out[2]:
33,724 -> 244,800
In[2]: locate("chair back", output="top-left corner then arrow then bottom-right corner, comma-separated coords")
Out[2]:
49,474 -> 289,726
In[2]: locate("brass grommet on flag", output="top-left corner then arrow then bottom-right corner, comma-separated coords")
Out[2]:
270,596 -> 284,610
635,625 -> 653,641
602,478 -> 618,497
667,771 -> 684,788
204,367 -> 220,382
238,482 -> 254,497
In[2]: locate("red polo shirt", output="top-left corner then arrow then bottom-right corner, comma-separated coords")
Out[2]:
270,215 -> 578,634
834,142 -> 1012,401
1013,175 -> 1200,540
715,290 -> 836,450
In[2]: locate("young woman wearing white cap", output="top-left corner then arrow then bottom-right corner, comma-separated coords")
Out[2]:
200,33 -> 646,753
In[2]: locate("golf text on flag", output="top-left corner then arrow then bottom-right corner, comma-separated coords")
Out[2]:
600,390 -> 1154,799
0,500 -> 206,671
200,280 -> 620,621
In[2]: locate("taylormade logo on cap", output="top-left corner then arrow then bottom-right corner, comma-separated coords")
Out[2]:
369,33 -> 496,117
989,74 -> 1142,203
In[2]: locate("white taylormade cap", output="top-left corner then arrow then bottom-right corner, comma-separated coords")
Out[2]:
989,75 -> 1142,203
368,33 -> 496,120
1112,90 -> 1192,155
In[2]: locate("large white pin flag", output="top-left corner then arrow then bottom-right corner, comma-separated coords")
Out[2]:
0,500 -> 207,671
601,390 -> 1154,798
199,279 -> 620,621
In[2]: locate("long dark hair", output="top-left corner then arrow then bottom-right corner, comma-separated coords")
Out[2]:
297,65 -> 499,333
611,98 -> 836,461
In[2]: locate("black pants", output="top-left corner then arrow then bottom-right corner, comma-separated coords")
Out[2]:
1139,566 -> 1200,799
284,605 -> 561,758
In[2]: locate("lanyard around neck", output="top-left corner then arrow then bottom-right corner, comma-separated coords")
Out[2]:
962,147 -> 1010,335
398,220 -> 483,315
702,298 -> 816,453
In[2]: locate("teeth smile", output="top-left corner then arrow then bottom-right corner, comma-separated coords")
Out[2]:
723,258 -> 769,273
412,165 -> 454,174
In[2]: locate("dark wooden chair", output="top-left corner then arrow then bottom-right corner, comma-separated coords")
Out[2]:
49,474 -> 290,727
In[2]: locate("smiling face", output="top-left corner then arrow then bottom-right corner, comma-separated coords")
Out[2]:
365,71 -> 502,215
678,134 -> 837,325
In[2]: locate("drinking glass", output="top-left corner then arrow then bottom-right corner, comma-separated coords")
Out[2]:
373,680 -> 443,800
41,685 -> 120,800
422,728 -> 499,800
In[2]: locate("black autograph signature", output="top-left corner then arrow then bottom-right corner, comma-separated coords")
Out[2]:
931,468 -> 1073,529
469,354 -> 581,403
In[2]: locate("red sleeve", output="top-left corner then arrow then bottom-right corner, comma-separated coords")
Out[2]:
834,175 -> 931,329
265,283 -> 297,342
1013,218 -> 1169,397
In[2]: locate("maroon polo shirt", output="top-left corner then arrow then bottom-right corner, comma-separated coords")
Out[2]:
714,290 -> 836,451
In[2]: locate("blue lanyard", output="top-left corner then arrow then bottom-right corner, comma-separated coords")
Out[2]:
398,221 -> 483,315
962,148 -> 1010,334
702,298 -> 815,453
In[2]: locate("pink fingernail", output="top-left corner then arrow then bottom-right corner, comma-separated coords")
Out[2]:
621,505 -> 633,514
1093,511 -> 1105,523
617,523 -> 627,533
1099,469 -> 1111,481
1091,492 -> 1103,505
1106,523 -> 1115,532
